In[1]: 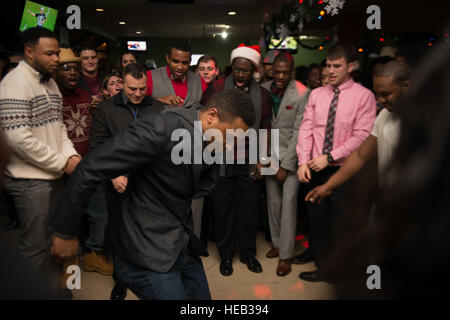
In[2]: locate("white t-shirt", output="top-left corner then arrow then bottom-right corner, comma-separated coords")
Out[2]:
370,108 -> 400,173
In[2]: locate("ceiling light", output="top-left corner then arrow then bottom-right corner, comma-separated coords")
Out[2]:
227,11 -> 237,16
136,31 -> 141,34
216,24 -> 230,29
119,21 -> 126,25
96,9 -> 104,12
221,31 -> 228,39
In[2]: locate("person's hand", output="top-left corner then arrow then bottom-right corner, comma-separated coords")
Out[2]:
308,154 -> 329,172
63,155 -> 81,175
50,236 -> 79,259
157,95 -> 184,107
90,95 -> 104,108
297,164 -> 311,183
250,162 -> 265,181
111,176 -> 128,193
305,184 -> 332,205
275,167 -> 287,184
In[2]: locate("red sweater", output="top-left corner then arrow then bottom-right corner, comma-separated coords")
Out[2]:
61,87 -> 93,157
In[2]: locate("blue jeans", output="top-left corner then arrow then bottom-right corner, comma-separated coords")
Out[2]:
114,251 -> 211,300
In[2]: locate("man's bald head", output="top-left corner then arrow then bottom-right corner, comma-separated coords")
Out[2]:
373,61 -> 412,113
374,60 -> 412,85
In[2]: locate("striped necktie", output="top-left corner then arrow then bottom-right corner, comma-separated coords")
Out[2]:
322,88 -> 340,154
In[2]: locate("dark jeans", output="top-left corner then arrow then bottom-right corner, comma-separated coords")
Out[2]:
85,183 -> 109,252
114,251 -> 211,300
210,164 -> 261,260
305,166 -> 344,273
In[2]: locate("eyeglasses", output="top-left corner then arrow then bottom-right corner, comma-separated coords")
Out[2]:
232,66 -> 252,75
59,64 -> 81,72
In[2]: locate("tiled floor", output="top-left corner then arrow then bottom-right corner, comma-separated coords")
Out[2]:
72,232 -> 336,300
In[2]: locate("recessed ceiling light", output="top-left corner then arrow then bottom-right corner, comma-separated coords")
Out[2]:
119,21 -> 126,25
221,31 -> 228,39
136,31 -> 141,34
227,11 -> 237,16
96,9 -> 104,12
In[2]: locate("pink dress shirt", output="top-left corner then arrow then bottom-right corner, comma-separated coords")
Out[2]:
297,78 -> 376,166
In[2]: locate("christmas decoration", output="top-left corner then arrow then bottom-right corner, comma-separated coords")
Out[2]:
264,0 -> 343,50
323,0 -> 346,16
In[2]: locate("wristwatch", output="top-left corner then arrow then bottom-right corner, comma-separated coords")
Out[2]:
327,153 -> 334,164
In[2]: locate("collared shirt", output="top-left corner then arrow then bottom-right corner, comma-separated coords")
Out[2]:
297,78 -> 376,166
122,91 -> 141,120
146,66 -> 207,99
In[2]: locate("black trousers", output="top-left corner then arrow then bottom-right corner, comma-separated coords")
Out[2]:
210,164 -> 261,261
305,166 -> 344,273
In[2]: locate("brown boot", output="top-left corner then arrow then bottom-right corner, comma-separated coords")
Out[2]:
84,250 -> 113,275
60,256 -> 80,289
265,247 -> 279,259
276,259 -> 292,277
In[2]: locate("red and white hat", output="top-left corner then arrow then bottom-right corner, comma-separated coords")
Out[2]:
230,44 -> 261,68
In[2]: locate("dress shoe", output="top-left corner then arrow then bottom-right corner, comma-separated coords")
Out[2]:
299,271 -> 335,283
220,259 -> 233,276
292,249 -> 313,265
110,282 -> 127,301
276,259 -> 292,277
265,247 -> 279,259
240,256 -> 262,273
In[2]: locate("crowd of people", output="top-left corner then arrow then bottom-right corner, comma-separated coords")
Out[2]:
0,25 -> 449,300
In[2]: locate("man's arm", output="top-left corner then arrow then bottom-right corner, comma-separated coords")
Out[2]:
0,85 -> 72,173
306,134 -> 378,203
89,105 -> 111,151
50,114 -> 170,240
282,88 -> 309,172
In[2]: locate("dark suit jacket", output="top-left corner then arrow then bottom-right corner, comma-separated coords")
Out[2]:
50,104 -> 218,272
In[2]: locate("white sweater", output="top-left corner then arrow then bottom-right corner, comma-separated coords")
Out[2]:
0,60 -> 78,180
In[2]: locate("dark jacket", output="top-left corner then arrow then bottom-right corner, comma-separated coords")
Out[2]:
90,92 -> 165,150
50,104 -> 219,272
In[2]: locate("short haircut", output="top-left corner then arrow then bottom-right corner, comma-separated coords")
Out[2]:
205,89 -> 255,128
306,63 -> 320,77
168,41 -> 192,56
20,27 -> 58,47
373,60 -> 412,85
122,63 -> 146,80
122,52 -> 137,60
273,52 -> 294,69
76,43 -> 97,56
102,72 -> 123,91
197,54 -> 217,68
326,43 -> 356,64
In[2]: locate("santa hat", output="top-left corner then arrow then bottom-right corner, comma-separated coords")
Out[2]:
230,44 -> 261,68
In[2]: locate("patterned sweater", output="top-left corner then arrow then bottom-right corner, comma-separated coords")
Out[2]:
0,60 -> 78,180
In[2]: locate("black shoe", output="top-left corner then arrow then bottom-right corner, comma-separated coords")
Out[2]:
110,282 -> 127,301
240,256 -> 262,273
299,271 -> 335,284
7,219 -> 20,230
220,259 -> 233,276
292,249 -> 313,265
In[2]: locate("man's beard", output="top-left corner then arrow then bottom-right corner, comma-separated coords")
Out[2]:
34,59 -> 53,83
